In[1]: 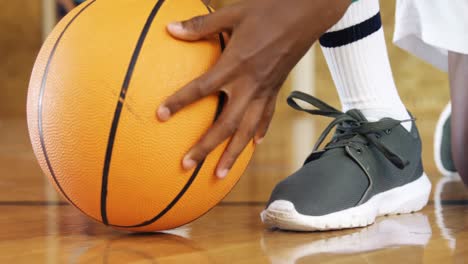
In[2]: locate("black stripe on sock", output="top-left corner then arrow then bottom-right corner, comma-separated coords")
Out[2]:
319,12 -> 382,48
101,0 -> 165,226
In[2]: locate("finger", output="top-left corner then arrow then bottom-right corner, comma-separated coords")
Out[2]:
216,99 -> 266,178
157,54 -> 237,121
254,96 -> 277,144
157,75 -> 217,121
182,88 -> 252,171
167,7 -> 237,41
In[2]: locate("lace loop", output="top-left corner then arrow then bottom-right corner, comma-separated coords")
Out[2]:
287,91 -> 413,170
287,91 -> 342,117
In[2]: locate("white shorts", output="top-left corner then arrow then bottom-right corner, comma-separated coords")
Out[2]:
393,0 -> 468,72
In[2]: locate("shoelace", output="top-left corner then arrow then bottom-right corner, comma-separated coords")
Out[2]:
287,91 -> 413,170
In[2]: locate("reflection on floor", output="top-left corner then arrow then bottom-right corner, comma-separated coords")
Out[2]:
262,213 -> 431,263
0,176 -> 466,263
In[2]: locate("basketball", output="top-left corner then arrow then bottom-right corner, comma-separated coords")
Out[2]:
26,0 -> 254,232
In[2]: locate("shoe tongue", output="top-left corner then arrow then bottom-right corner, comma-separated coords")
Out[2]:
345,109 -> 368,122
307,109 -> 369,163
335,109 -> 367,137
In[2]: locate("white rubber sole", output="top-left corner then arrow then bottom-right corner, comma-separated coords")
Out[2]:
434,102 -> 458,177
260,173 -> 431,231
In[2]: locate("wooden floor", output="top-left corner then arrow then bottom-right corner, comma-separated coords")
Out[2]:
1,119 -> 468,263
0,202 -> 467,263
0,199 -> 467,263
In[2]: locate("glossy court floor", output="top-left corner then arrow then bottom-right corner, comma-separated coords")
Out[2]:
1,117 -> 468,264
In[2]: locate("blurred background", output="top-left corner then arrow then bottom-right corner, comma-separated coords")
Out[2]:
0,0 -> 458,205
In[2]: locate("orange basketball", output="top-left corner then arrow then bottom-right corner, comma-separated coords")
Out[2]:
26,0 -> 254,232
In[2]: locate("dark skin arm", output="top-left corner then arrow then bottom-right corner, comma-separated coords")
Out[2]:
157,0 -> 351,178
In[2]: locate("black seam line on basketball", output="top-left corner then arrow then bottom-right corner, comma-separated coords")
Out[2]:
107,4 -> 226,229
100,0 -> 166,226
37,0 -> 100,223
319,11 -> 382,48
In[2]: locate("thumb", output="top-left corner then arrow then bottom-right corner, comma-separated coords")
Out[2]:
167,8 -> 235,41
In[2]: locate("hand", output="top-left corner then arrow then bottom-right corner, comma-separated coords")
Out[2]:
157,0 -> 350,178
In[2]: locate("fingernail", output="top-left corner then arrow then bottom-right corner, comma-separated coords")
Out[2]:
157,106 -> 171,121
182,156 -> 197,170
255,137 -> 264,145
217,169 -> 229,179
168,22 -> 184,34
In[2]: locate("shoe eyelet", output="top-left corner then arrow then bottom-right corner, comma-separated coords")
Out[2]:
356,149 -> 362,154
375,134 -> 382,139
385,129 -> 392,135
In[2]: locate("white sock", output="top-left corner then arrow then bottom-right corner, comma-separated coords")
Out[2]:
319,0 -> 411,131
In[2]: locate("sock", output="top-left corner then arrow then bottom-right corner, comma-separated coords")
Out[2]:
319,0 -> 411,131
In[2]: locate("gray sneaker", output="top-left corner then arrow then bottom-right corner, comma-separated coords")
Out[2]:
434,102 -> 457,176
261,92 -> 431,231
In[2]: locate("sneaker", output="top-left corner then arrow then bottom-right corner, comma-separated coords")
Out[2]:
434,102 -> 457,176
261,91 -> 431,231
